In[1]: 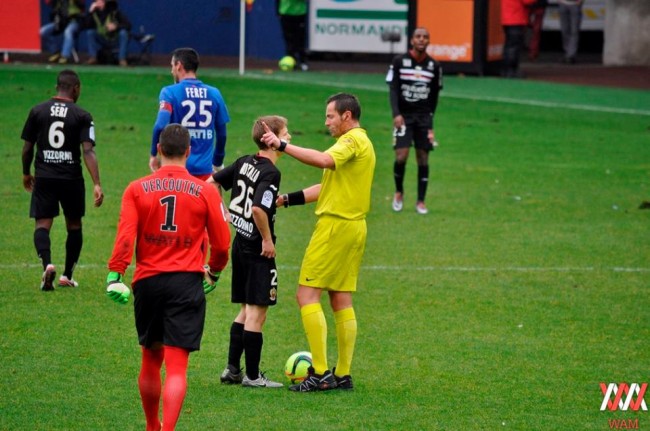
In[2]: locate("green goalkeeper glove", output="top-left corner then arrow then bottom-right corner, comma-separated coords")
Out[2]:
106,271 -> 131,305
202,265 -> 221,295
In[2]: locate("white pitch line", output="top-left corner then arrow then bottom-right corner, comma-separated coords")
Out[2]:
2,264 -> 649,273
231,72 -> 650,117
364,265 -> 650,273
440,93 -> 650,116
12,66 -> 650,116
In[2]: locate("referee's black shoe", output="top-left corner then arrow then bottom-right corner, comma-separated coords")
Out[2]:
289,367 -> 337,392
332,367 -> 354,390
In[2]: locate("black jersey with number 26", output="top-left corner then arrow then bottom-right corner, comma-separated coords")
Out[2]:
213,154 -> 281,255
21,97 -> 95,180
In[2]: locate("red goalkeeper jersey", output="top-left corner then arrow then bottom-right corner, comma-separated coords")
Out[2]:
108,165 -> 230,283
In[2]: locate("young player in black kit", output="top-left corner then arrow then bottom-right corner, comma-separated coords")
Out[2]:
386,27 -> 443,215
208,115 -> 288,388
21,69 -> 103,290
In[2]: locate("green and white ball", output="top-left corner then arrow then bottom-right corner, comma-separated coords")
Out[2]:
278,55 -> 296,72
284,351 -> 312,383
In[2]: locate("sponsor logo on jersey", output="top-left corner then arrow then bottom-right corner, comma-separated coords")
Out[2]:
400,81 -> 431,103
43,150 -> 73,163
230,213 -> 254,237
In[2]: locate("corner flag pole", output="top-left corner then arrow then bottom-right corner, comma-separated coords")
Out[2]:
239,0 -> 246,76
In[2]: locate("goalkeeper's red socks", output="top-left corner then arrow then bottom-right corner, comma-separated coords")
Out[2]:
139,347 -> 163,431
162,346 -> 189,431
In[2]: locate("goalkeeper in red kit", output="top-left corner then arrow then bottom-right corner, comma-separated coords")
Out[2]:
106,124 -> 230,431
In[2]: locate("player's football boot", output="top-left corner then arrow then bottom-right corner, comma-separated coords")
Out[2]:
289,367 -> 337,392
58,275 -> 79,287
332,367 -> 354,390
392,192 -> 403,212
220,365 -> 243,384
242,372 -> 284,388
40,264 -> 56,291
416,201 -> 428,215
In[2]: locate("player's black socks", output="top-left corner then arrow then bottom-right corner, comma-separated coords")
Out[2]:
417,165 -> 429,202
227,322 -> 245,371
64,228 -> 82,278
34,227 -> 51,269
243,330 -> 263,379
394,161 -> 406,193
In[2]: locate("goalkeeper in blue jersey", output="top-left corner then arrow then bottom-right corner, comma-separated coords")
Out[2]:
151,47 -> 230,180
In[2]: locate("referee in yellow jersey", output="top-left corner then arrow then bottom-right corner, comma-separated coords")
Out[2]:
262,93 -> 375,392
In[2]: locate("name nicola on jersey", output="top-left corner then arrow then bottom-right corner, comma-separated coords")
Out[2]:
239,162 -> 260,182
140,177 -> 203,197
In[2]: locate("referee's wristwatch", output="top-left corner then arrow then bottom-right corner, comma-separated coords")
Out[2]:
277,139 -> 288,152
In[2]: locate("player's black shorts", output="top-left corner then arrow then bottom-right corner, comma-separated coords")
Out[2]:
133,272 -> 206,352
231,239 -> 278,306
30,177 -> 85,219
393,114 -> 434,151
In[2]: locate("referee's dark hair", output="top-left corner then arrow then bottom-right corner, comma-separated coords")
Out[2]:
172,47 -> 200,72
159,124 -> 190,158
327,93 -> 361,120
56,69 -> 80,92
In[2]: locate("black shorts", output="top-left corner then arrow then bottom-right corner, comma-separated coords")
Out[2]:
133,272 -> 206,352
231,239 -> 278,306
30,177 -> 85,219
393,114 -> 434,151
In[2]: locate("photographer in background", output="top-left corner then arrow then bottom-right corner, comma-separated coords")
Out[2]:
40,0 -> 85,65
84,0 -> 131,66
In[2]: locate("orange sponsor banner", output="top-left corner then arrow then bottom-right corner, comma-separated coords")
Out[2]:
0,0 -> 41,52
417,0 -> 474,63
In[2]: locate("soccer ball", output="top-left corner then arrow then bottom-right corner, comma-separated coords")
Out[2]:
284,351 -> 312,383
278,55 -> 296,72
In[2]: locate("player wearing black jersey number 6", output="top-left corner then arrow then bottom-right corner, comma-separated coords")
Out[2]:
21,69 -> 103,291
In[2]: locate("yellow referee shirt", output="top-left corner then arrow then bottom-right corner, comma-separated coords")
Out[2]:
316,127 -> 375,220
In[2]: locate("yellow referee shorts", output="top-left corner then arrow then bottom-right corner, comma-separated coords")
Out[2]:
299,215 -> 367,292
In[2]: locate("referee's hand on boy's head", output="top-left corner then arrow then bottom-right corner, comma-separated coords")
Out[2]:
260,121 -> 279,149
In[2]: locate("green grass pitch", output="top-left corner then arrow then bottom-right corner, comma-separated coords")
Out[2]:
0,63 -> 648,430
